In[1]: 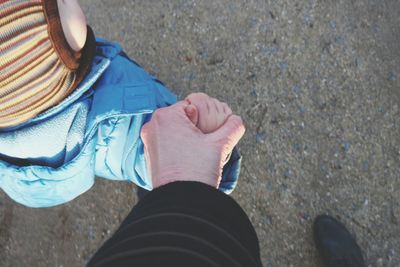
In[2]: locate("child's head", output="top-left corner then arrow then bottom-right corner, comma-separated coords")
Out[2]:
0,0 -> 95,128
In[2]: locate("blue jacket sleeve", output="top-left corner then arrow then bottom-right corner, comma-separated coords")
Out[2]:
92,54 -> 176,190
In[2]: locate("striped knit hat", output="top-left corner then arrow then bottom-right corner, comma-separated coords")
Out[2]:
0,0 -> 95,128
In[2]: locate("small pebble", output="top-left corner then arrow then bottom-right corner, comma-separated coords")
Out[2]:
256,132 -> 267,143
280,61 -> 288,73
362,160 -> 369,171
292,84 -> 302,94
342,142 -> 350,153
250,88 -> 258,97
388,71 -> 396,81
284,169 -> 292,179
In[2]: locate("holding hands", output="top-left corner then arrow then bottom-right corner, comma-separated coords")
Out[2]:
141,93 -> 245,189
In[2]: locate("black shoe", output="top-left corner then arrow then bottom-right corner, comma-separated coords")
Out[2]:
313,215 -> 366,267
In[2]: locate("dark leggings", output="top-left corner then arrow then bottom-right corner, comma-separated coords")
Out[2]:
87,181 -> 262,267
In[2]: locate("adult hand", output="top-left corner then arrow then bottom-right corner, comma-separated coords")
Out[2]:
141,101 -> 245,189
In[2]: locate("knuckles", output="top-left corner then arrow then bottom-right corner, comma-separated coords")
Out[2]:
151,109 -> 164,120
140,123 -> 150,140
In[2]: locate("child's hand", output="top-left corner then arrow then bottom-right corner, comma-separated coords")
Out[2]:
184,93 -> 233,134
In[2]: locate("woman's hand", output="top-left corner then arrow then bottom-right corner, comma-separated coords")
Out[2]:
141,101 -> 245,189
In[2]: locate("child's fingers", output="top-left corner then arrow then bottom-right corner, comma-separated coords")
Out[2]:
185,93 -> 209,106
205,103 -> 221,131
210,99 -> 232,125
221,102 -> 232,115
211,98 -> 222,113
210,98 -> 232,115
184,93 -> 235,133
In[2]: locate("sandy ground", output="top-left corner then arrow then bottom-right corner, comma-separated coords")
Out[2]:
1,0 -> 399,266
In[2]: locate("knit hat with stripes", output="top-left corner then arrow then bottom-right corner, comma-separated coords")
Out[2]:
0,0 -> 95,128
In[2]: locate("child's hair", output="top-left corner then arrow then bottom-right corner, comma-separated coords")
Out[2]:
0,0 -> 95,128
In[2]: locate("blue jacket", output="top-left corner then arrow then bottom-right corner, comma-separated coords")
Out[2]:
0,38 -> 241,208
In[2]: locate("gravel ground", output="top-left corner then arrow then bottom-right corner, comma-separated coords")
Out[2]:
1,0 -> 399,266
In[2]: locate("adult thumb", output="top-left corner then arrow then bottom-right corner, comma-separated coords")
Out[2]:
184,104 -> 199,126
209,114 -> 245,150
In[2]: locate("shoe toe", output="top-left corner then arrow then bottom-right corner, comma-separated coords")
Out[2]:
313,215 -> 366,267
